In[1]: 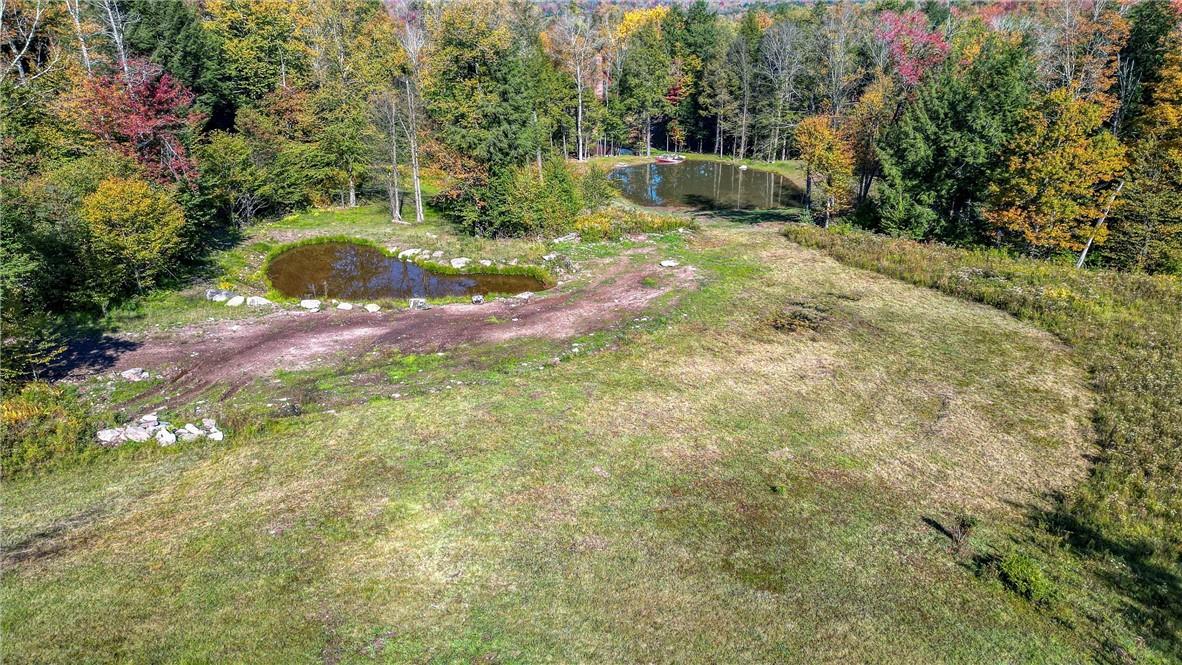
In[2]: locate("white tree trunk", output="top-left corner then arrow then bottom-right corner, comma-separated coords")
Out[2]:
386,94 -> 403,221
98,0 -> 129,77
63,0 -> 92,75
575,73 -> 585,161
403,78 -> 424,223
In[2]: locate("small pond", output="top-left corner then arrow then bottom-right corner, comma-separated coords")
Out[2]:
266,242 -> 547,300
610,160 -> 803,210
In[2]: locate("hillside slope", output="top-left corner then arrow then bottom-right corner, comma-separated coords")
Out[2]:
2,223 -> 1098,663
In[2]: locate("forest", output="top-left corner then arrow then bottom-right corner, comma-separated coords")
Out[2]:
2,0 -> 1182,662
4,0 -> 1181,383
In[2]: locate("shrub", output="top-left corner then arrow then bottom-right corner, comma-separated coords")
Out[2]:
580,164 -> 616,210
445,158 -> 615,238
80,177 -> 187,311
573,212 -> 616,241
574,208 -> 693,241
998,551 -> 1056,605
0,382 -> 96,477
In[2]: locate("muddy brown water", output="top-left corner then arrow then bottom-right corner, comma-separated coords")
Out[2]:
266,242 -> 547,300
610,161 -> 803,210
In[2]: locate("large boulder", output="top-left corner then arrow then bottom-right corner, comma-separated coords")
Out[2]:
225,295 -> 245,307
408,298 -> 430,310
364,303 -> 381,313
336,302 -> 354,310
300,299 -> 321,311
123,426 -> 151,442
246,296 -> 272,307
155,429 -> 177,446
96,429 -> 123,446
120,367 -> 149,381
450,257 -> 472,269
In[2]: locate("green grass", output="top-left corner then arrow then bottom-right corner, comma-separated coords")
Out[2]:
784,221 -> 1182,662
2,220 -> 1119,663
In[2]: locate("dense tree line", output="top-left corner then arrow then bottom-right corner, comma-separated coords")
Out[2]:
2,0 -> 1181,384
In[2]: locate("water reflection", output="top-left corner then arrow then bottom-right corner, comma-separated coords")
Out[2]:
609,161 -> 802,210
266,242 -> 546,300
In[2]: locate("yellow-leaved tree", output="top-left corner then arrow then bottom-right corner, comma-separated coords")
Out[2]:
80,177 -> 186,312
984,88 -> 1126,254
795,115 -> 853,227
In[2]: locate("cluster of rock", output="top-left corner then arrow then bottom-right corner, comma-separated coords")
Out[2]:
96,415 -> 223,448
298,299 -> 382,313
206,290 -> 272,308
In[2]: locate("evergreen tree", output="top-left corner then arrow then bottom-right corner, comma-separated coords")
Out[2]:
875,30 -> 1034,242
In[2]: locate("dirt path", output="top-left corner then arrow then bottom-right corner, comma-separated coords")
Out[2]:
67,253 -> 698,407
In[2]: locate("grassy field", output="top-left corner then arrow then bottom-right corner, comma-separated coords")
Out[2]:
785,223 -> 1182,663
2,213 -> 1121,662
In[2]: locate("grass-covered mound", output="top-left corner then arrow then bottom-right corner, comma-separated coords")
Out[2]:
784,222 -> 1182,660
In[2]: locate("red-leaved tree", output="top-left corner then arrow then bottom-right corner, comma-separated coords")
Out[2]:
876,11 -> 950,88
77,61 -> 202,184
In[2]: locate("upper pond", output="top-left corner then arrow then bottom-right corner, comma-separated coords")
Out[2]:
266,242 -> 547,300
609,160 -> 802,210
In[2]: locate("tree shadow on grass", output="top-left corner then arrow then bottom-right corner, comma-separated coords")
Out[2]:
45,320 -> 141,381
1038,504 -> 1182,660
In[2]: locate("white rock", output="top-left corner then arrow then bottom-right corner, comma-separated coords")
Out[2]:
225,295 -> 245,307
336,302 -> 354,310
542,253 -> 558,262
205,289 -> 232,302
139,413 -> 158,424
183,423 -> 204,436
660,259 -> 680,268
300,299 -> 321,310
97,428 -> 123,445
364,303 -> 381,313
177,429 -> 200,442
246,296 -> 272,306
431,250 -> 443,259
408,297 -> 430,310
739,164 -> 749,171
554,232 -> 581,243
155,429 -> 177,445
450,257 -> 472,269
201,418 -> 217,429
208,430 -> 224,442
123,426 -> 151,443
398,248 -> 421,259
120,367 -> 149,381
479,259 -> 493,267
471,294 -> 485,304
515,291 -> 534,301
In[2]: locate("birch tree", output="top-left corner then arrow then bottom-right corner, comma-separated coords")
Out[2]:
386,0 -> 425,222
551,11 -> 600,161
760,20 -> 805,161
61,0 -> 91,75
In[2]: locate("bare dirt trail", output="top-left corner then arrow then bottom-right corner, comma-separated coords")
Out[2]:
69,253 -> 698,407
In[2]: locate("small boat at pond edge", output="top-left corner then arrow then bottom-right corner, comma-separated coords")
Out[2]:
656,154 -> 685,164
